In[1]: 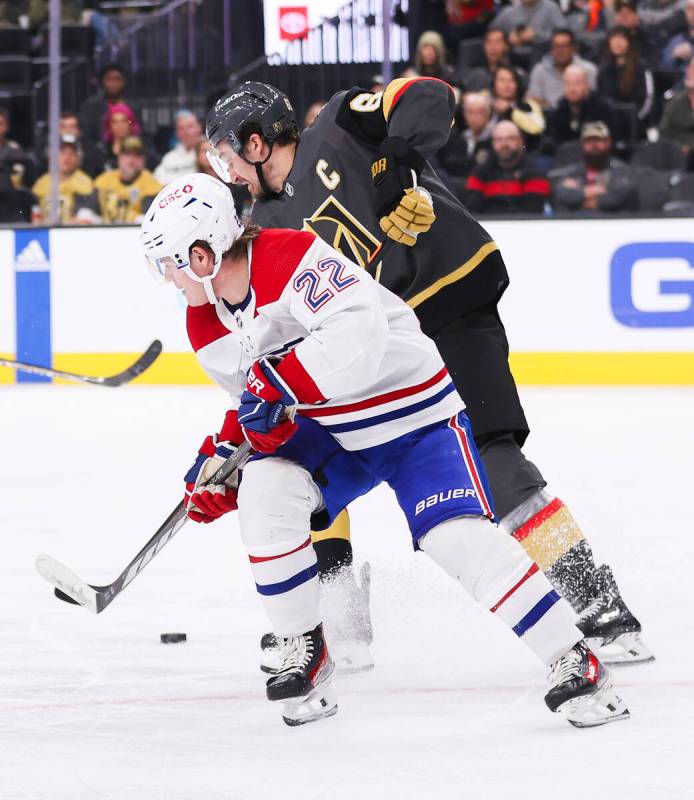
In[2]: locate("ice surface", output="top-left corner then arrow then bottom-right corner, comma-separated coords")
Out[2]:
1,385 -> 692,800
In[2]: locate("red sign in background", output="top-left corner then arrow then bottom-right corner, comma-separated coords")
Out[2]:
279,6 -> 309,40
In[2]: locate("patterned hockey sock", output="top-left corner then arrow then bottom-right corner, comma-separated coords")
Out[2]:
311,509 -> 353,577
504,492 -> 600,612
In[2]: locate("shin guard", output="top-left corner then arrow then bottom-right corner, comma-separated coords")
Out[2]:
420,517 -> 582,664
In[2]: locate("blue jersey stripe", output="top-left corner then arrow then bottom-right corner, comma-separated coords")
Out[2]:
512,590 -> 561,637
321,383 -> 457,433
255,563 -> 318,596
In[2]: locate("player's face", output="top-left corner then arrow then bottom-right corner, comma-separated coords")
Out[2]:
209,140 -> 263,198
160,250 -> 212,304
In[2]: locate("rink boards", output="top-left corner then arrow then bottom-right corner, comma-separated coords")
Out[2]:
1,218 -> 693,385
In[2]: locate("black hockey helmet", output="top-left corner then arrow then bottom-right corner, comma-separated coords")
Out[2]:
205,81 -> 298,154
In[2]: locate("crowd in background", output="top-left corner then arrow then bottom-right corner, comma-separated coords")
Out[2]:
4,0 -> 694,221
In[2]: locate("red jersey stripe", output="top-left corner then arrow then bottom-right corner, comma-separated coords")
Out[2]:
275,349 -> 327,404
490,563 -> 540,613
248,536 -> 312,563
298,366 -> 449,417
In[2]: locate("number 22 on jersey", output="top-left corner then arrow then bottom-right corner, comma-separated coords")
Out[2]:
294,257 -> 359,312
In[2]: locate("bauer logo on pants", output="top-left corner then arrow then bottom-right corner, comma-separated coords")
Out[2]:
415,489 -> 477,516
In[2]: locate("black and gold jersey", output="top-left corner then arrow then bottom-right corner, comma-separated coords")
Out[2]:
251,77 -> 509,337
94,169 -> 162,224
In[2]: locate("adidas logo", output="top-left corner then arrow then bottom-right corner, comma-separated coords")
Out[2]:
16,239 -> 49,272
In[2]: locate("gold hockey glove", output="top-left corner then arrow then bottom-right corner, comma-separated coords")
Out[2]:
371,137 -> 436,247
379,186 -> 436,246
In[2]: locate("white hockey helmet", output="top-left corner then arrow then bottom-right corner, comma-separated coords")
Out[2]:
140,173 -> 242,304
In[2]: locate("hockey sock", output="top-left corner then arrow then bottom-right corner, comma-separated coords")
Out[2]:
311,510 -> 353,578
246,531 -> 321,636
503,491 -> 600,612
420,517 -> 582,665
238,457 -> 323,636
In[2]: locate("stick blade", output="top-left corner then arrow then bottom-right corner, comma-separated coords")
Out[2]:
35,554 -> 100,613
101,339 -> 163,387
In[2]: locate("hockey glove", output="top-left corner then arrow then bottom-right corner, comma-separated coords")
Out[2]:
238,358 -> 298,454
184,410 -> 246,524
371,137 -> 436,247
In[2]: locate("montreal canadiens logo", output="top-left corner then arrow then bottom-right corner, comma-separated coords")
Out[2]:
159,183 -> 193,208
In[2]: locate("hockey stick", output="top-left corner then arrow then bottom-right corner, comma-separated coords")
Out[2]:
35,441 -> 252,613
0,340 -> 162,387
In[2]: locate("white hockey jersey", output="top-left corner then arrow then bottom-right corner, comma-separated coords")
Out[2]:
187,229 -> 463,450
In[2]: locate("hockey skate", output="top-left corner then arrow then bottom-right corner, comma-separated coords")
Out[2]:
266,623 -> 338,727
545,640 -> 630,728
577,565 -> 654,665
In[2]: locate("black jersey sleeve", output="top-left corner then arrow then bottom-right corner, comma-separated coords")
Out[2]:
381,77 -> 456,160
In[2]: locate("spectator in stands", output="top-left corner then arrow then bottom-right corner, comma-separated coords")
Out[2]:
527,29 -> 597,108
93,103 -> 141,173
154,110 -> 202,184
659,57 -> 694,155
491,65 -> 546,148
550,64 -> 616,145
413,31 -> 458,85
662,0 -> 694,73
464,119 -> 550,213
57,110 -> 99,177
303,101 -> 326,129
0,107 -> 31,188
610,0 -> 658,66
79,64 -> 142,147
550,120 -> 637,212
565,0 -> 606,42
32,136 -> 94,224
491,0 -> 566,50
436,92 -> 494,181
91,136 -> 161,224
598,26 -> 654,137
463,29 -> 528,91
442,0 -> 495,51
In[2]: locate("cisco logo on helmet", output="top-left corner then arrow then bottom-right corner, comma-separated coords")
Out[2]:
610,241 -> 694,328
158,183 -> 193,209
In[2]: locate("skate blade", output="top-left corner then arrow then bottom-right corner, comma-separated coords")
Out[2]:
586,632 -> 655,666
282,685 -> 338,727
558,679 -> 630,728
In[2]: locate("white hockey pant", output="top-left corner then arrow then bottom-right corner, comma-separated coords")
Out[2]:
419,517 -> 583,665
237,457 -> 323,637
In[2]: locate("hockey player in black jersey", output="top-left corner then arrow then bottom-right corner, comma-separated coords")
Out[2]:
204,79 -> 653,667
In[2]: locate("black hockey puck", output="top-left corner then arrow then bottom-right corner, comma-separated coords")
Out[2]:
160,632 -> 187,644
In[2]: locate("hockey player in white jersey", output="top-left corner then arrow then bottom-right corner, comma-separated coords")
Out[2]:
140,173 -> 629,729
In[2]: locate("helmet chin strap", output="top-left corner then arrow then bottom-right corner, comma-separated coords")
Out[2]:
202,276 -> 218,305
183,252 -> 222,305
240,143 -> 284,199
